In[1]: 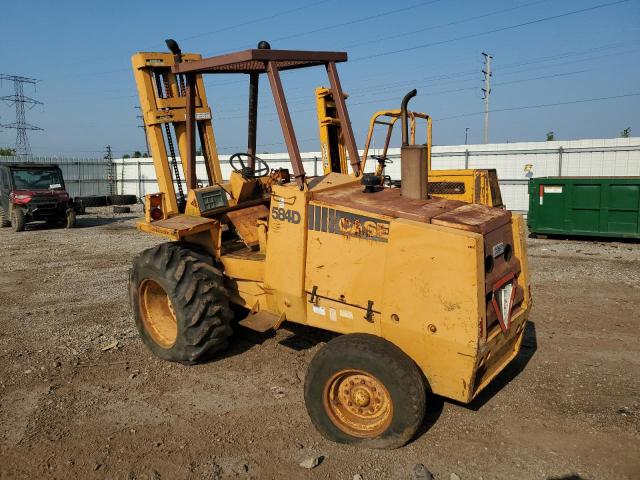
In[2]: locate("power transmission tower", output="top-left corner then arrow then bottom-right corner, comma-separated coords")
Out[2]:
0,74 -> 43,159
481,52 -> 492,144
135,105 -> 150,156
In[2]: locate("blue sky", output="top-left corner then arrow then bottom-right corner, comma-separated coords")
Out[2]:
1,0 -> 639,157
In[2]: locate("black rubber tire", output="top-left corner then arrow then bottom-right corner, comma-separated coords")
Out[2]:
304,333 -> 426,449
65,210 -> 76,229
0,206 -> 10,227
108,194 -> 137,206
11,208 -> 25,232
113,206 -> 131,214
129,242 -> 233,364
73,201 -> 86,215
75,195 -> 108,208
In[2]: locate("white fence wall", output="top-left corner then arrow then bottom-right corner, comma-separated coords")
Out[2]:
113,137 -> 639,212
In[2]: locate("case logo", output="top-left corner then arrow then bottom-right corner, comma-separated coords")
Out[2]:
308,205 -> 390,243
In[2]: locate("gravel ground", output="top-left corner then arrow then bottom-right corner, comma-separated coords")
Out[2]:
0,205 -> 639,480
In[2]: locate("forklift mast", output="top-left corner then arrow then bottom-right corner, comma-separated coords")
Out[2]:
315,87 -> 349,175
131,45 -> 224,215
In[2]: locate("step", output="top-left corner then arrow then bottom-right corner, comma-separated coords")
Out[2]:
239,311 -> 281,333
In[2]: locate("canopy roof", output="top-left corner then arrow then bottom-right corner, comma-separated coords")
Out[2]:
172,49 -> 348,75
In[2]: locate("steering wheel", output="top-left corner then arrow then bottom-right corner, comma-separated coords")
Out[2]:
371,154 -> 393,166
229,153 -> 270,178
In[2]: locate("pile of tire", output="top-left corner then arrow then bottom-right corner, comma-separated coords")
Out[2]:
74,194 -> 137,214
107,194 -> 138,206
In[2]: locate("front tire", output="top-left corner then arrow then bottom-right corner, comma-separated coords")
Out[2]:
11,207 -> 25,232
129,242 -> 233,364
304,333 -> 427,449
0,206 -> 10,227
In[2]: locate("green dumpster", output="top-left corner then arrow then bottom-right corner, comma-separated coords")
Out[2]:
528,177 -> 640,239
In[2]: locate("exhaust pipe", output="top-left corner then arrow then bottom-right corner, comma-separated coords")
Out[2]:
400,89 -> 428,200
401,89 -> 417,146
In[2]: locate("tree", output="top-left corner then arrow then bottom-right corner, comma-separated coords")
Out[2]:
0,147 -> 16,156
133,151 -> 142,158
620,127 -> 631,138
546,131 -> 555,141
123,154 -> 131,159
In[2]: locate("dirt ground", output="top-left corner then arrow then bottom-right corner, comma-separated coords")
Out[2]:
0,205 -> 639,480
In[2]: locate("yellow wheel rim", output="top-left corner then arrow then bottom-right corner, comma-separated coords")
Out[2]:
323,369 -> 393,438
139,279 -> 178,349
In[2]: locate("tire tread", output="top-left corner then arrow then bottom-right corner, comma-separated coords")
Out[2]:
129,242 -> 233,364
304,333 -> 427,449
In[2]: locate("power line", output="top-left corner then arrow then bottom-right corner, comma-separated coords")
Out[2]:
30,91 -> 638,155
55,0 -> 334,73
239,0 -> 445,49
54,42 -> 638,105
492,40 -> 638,71
179,0 -> 334,42
437,92 -> 640,122
212,68 -> 591,120
207,89 -> 640,149
345,70 -> 593,110
198,40 -> 640,109
201,0 -> 446,57
50,0 -> 444,80
206,59 -> 600,115
54,25 -> 637,101
342,0 -> 552,49
352,0 -> 631,61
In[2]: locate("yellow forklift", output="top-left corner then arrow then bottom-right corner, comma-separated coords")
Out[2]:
130,40 -> 531,449
316,89 -> 504,207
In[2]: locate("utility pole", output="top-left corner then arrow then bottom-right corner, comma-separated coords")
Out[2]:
464,127 -> 469,145
482,52 -> 492,145
135,106 -> 149,156
0,74 -> 43,159
104,145 -> 115,195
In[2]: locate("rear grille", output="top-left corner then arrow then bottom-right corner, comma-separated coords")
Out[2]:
428,181 -> 465,195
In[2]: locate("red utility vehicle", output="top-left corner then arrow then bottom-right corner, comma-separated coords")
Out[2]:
0,163 -> 76,232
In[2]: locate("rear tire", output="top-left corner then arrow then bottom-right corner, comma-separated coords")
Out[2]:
11,208 -> 25,232
304,333 -> 426,449
129,242 -> 233,364
0,207 -> 10,227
